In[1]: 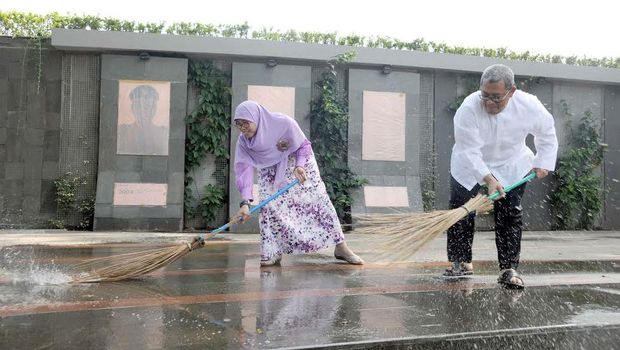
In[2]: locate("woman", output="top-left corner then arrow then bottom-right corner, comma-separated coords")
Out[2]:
232,100 -> 363,267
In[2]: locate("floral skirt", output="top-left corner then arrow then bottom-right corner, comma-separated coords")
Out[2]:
257,155 -> 344,261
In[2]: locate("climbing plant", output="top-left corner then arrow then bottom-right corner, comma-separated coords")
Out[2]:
50,171 -> 94,229
309,51 -> 367,225
184,60 -> 231,224
3,11 -> 620,69
551,101 -> 606,229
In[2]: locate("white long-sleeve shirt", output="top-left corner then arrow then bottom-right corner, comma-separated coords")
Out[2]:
451,90 -> 558,190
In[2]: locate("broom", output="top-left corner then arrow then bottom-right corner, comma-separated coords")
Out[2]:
71,179 -> 300,283
354,172 -> 536,262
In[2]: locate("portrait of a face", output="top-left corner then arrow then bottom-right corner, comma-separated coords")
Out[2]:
117,80 -> 171,155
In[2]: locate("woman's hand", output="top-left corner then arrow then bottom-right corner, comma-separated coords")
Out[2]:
294,166 -> 307,184
233,204 -> 251,224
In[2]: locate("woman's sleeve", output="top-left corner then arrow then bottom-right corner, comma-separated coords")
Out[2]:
234,162 -> 254,201
294,139 -> 313,168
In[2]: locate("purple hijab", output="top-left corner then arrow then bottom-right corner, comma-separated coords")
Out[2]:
234,100 -> 306,189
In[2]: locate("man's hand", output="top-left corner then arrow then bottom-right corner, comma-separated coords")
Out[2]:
484,174 -> 505,198
233,204 -> 251,224
533,168 -> 548,179
294,166 -> 307,184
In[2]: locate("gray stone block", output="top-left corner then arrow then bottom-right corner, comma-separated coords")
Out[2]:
3,179 -> 23,196
39,180 -> 57,214
22,196 -> 41,216
95,171 -> 115,204
4,131 -> 21,161
94,204 -> 113,217
167,144 -> 184,170
116,157 -> 142,172
139,206 -> 165,217
168,171 -> 185,205
41,161 -> 58,180
5,162 -> 24,179
93,217 -> 114,231
24,179 -> 42,197
6,111 -> 22,130
24,147 -> 43,179
45,80 -> 62,113
26,91 -> 45,129
0,127 -> 6,144
115,172 -> 141,182
112,206 -> 140,219
45,112 -> 61,130
146,218 -> 183,232
43,131 -> 60,161
164,204 -> 183,218
24,128 -> 44,146
143,157 -> 168,173
42,51 -> 62,81
141,170 -> 167,183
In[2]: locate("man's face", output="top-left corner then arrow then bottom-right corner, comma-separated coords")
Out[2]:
131,96 -> 158,122
480,81 -> 515,115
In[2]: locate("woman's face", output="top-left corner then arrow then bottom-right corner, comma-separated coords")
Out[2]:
235,119 -> 258,138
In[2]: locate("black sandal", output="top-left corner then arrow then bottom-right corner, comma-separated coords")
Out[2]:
498,268 -> 525,289
442,262 -> 474,278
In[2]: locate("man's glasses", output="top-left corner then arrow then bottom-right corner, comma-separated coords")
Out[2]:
479,89 -> 511,103
234,120 -> 251,130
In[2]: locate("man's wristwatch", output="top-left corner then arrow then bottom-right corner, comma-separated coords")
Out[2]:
239,199 -> 250,208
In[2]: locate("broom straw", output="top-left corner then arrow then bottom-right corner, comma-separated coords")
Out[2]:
355,172 -> 537,262
72,179 -> 300,283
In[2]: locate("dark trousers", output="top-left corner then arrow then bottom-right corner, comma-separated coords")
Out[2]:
446,176 -> 526,270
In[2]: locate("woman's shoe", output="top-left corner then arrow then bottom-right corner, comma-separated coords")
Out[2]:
260,255 -> 282,267
334,253 -> 364,265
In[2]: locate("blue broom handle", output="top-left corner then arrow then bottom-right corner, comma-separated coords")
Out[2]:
203,179 -> 300,236
487,172 -> 536,201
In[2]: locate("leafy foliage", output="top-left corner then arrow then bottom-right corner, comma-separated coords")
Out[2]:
3,11 -> 620,68
309,52 -> 366,224
551,101 -> 606,229
52,172 -> 94,229
199,184 -> 226,223
184,61 -> 231,223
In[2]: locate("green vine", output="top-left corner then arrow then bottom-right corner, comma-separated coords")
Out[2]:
51,171 -> 95,229
3,11 -> 620,69
309,51 -> 367,225
551,101 -> 606,229
448,74 -> 479,112
184,60 -> 231,224
198,184 -> 226,223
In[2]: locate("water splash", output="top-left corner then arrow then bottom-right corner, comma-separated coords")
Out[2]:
0,246 -> 72,285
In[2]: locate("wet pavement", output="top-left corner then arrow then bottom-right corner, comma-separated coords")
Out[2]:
0,230 -> 619,349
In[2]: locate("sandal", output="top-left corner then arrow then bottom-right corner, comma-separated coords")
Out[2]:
498,268 -> 525,289
334,253 -> 364,265
442,262 -> 474,278
260,255 -> 282,267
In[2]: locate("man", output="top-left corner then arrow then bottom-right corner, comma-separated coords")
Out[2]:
117,84 -> 169,155
444,64 -> 558,289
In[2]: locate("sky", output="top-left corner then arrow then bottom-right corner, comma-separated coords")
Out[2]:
4,0 -> 619,59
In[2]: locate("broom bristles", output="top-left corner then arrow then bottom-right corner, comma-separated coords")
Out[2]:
354,194 -> 493,262
71,238 -> 205,283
